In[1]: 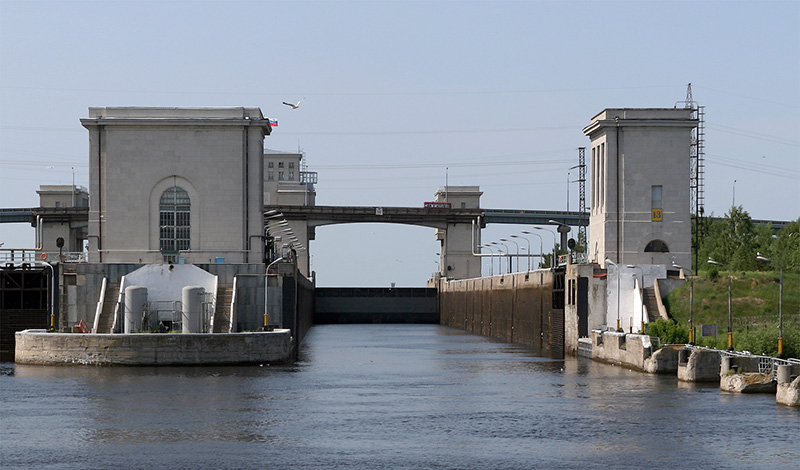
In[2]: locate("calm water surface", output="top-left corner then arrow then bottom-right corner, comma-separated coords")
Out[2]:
1,324 -> 798,469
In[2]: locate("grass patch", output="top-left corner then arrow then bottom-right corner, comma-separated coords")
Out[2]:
662,270 -> 800,358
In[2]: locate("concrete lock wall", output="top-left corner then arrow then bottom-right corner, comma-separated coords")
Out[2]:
439,270 -> 559,357
15,329 -> 293,366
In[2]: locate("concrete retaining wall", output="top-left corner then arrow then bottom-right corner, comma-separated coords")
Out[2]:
15,329 -> 292,366
439,270 -> 559,357
590,330 -> 677,373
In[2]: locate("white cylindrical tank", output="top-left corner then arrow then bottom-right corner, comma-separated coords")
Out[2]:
124,286 -> 148,334
182,286 -> 205,333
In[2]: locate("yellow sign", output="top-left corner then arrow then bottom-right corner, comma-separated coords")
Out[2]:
652,209 -> 663,221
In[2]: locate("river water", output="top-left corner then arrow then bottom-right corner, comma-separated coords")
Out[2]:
1,324 -> 797,469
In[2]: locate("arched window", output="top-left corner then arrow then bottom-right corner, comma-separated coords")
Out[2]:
644,239 -> 670,253
159,186 -> 190,253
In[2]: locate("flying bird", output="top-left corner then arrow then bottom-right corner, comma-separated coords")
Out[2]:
282,99 -> 304,109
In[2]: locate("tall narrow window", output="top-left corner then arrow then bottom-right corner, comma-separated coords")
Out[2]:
160,186 -> 190,254
651,185 -> 663,221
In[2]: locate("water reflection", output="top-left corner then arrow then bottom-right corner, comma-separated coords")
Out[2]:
1,324 -> 797,470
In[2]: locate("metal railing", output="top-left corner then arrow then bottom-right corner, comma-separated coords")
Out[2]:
685,344 -> 800,379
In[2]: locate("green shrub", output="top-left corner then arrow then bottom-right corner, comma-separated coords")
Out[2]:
645,318 -> 689,345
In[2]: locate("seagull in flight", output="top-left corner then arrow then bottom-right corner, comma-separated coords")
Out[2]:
282,98 -> 304,109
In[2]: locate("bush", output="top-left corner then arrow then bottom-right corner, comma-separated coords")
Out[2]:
645,318 -> 689,345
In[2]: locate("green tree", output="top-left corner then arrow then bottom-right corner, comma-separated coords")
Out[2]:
701,206 -> 763,272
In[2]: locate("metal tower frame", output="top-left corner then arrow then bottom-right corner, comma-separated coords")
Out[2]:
577,147 -> 587,247
677,83 -> 705,271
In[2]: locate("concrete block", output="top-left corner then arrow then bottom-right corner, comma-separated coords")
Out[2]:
677,349 -> 720,383
720,373 -> 777,394
776,373 -> 800,407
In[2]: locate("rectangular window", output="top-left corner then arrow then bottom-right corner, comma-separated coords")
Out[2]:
288,171 -> 294,180
289,162 -> 295,169
278,162 -> 284,168
651,185 -> 663,209
268,171 -> 274,181
278,171 -> 285,180
268,161 -> 274,168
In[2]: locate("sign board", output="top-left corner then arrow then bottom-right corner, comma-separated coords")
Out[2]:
651,208 -> 663,222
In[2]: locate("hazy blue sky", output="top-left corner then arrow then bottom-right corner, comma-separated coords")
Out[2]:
1,0 -> 798,286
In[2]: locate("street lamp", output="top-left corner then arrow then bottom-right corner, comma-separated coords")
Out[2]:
532,226 -> 556,268
673,262 -> 694,345
491,241 -> 510,274
708,257 -> 733,351
510,234 -> 531,271
548,219 -> 571,263
627,264 -> 644,333
756,252 -> 783,358
483,244 -> 498,276
605,258 -> 622,332
499,237 -> 519,273
521,230 -> 543,270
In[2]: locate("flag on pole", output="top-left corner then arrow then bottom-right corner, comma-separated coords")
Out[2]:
268,118 -> 278,127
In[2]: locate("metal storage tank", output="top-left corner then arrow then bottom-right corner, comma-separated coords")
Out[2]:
124,286 -> 148,333
182,286 -> 205,333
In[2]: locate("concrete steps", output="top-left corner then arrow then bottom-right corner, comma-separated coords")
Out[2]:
213,286 -> 234,333
642,287 -> 662,322
96,284 -> 120,333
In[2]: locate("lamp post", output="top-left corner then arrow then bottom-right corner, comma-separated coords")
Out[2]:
756,252 -> 783,358
491,241 -> 510,274
533,226 -> 556,268
548,219 -> 571,263
708,257 -> 733,351
521,230 -> 543,269
483,244 -> 498,276
510,234 -> 531,271
673,262 -> 694,344
627,264 -> 644,333
500,237 -> 519,273
605,258 -> 622,332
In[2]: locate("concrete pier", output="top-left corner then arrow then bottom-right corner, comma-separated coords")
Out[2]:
776,364 -> 800,407
15,329 -> 293,366
677,349 -> 721,383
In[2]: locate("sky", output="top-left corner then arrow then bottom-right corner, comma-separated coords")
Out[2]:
1,0 -> 798,286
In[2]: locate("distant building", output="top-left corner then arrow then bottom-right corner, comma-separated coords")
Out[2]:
264,150 -> 317,276
583,108 -> 695,270
434,185 -> 483,279
36,185 -> 89,255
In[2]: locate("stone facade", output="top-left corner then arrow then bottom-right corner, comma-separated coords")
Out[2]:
81,107 -> 271,265
583,109 -> 695,270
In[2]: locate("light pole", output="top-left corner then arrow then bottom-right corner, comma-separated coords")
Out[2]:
627,264 -> 644,333
483,244 -> 498,276
756,252 -> 783,358
605,258 -> 622,332
491,241 -> 510,274
521,230 -> 543,269
708,257 -> 733,351
265,256 -> 285,330
500,237 -> 519,273
548,219 -> 571,262
510,234 -> 531,271
533,226 -> 556,268
673,262 -> 694,345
